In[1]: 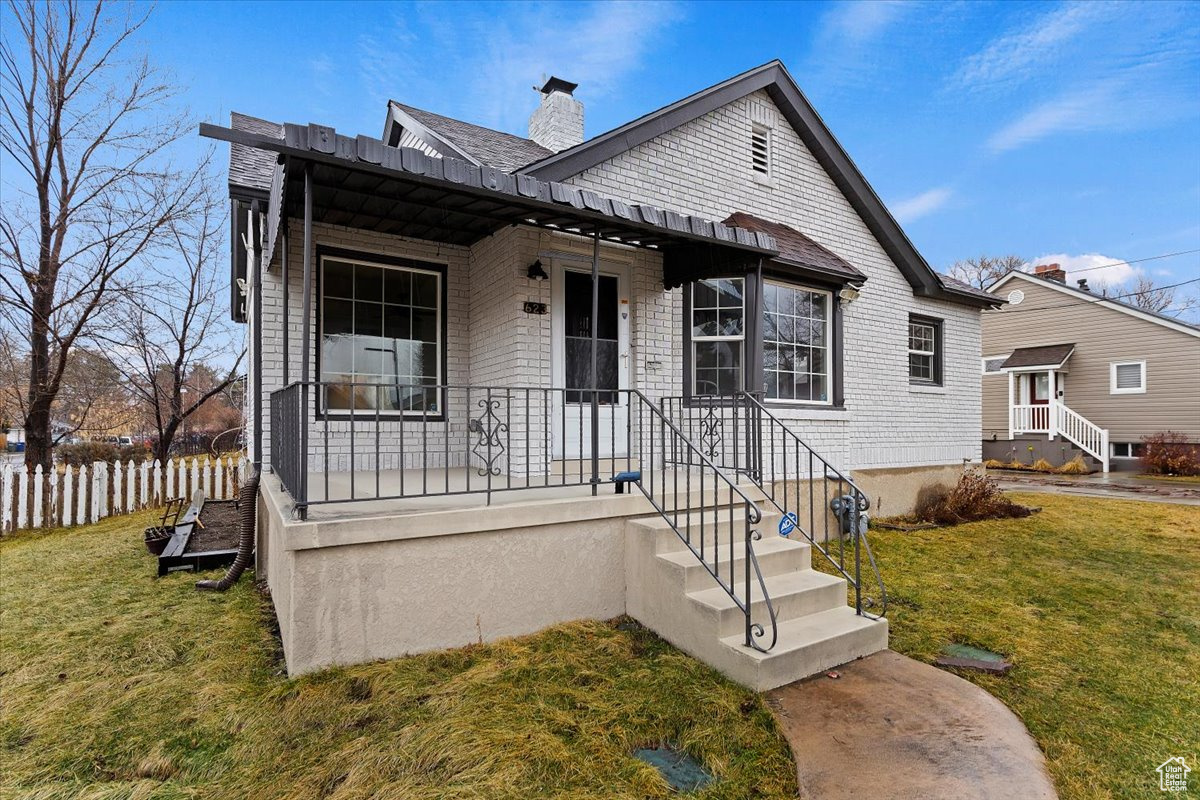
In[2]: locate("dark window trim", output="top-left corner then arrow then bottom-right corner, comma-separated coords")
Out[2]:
314,245 -> 449,423
681,268 -> 847,409
908,313 -> 944,387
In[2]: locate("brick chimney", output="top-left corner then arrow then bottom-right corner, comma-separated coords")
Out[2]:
1033,262 -> 1066,284
529,76 -> 583,153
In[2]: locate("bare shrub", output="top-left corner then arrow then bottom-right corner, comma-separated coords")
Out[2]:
916,471 -> 1032,525
1140,432 -> 1200,476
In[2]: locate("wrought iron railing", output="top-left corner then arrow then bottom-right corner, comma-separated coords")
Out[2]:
661,393 -> 886,617
267,381 -> 779,651
627,390 -> 776,652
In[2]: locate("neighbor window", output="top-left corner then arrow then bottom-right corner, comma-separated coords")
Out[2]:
763,282 -> 831,403
1110,361 -> 1146,394
690,278 -> 744,396
319,253 -> 443,413
908,315 -> 943,385
981,355 -> 1010,375
1111,442 -> 1145,459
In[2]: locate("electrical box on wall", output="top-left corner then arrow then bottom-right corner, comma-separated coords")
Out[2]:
523,301 -> 548,315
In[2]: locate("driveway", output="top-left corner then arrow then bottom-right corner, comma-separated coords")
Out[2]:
767,650 -> 1057,800
990,470 -> 1200,505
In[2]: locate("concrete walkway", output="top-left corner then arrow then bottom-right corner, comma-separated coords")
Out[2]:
766,650 -> 1057,800
992,470 -> 1200,506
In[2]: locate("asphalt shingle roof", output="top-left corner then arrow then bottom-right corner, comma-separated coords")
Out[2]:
722,212 -> 864,281
937,273 -> 1002,302
391,102 -> 552,173
1001,343 -> 1076,370
229,112 -> 283,193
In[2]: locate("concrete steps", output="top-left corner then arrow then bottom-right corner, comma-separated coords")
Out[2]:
625,501 -> 887,691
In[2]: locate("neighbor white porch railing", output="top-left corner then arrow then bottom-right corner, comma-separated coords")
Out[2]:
0,456 -> 245,533
1009,404 -> 1050,434
1009,403 -> 1109,472
1054,404 -> 1109,472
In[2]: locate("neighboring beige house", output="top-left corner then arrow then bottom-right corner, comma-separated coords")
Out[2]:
205,61 -> 1000,689
983,264 -> 1200,472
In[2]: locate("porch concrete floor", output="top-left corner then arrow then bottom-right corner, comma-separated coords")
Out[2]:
298,465 -> 680,519
766,649 -> 1057,800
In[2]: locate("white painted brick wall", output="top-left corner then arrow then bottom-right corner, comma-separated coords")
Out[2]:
560,89 -> 982,472
252,89 -> 982,481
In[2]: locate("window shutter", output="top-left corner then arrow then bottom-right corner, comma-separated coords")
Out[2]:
1115,363 -> 1142,390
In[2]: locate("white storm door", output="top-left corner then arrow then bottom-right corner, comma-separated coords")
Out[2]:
550,259 -> 630,460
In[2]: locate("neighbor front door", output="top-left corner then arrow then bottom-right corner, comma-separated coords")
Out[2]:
551,259 -> 630,461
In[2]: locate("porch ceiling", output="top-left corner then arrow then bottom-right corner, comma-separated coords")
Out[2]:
201,121 -> 778,283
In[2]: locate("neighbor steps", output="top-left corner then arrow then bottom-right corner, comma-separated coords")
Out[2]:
625,494 -> 888,691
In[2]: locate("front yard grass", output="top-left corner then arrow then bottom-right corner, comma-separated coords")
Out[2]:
851,492 -> 1200,800
0,512 -> 797,799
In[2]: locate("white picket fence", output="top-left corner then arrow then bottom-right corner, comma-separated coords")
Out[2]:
0,455 -> 246,533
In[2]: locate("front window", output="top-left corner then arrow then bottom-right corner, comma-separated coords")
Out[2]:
320,254 -> 443,413
763,282 -> 831,403
908,316 -> 942,385
691,278 -> 744,396
1110,361 -> 1146,394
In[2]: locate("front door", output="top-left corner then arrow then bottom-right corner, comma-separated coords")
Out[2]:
1026,372 -> 1062,404
551,260 -> 630,459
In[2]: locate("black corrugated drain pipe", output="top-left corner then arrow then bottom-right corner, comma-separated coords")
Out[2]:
197,466 -> 260,592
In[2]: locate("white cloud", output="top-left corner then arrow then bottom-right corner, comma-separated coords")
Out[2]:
1030,253 -> 1141,287
956,2 -> 1113,90
891,187 -> 953,224
467,1 -> 684,132
821,0 -> 908,47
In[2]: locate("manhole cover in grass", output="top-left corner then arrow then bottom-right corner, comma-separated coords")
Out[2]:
935,643 -> 1013,675
633,744 -> 713,792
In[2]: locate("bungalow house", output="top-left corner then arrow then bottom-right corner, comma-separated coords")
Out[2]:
983,264 -> 1200,472
205,60 -> 999,689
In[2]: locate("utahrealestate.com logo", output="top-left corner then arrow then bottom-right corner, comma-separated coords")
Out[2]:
1157,757 -> 1191,793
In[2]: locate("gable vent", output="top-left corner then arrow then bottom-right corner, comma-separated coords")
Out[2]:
751,124 -> 770,175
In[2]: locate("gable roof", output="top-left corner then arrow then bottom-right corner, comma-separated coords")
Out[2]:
519,60 -> 997,308
723,212 -> 864,282
989,270 -> 1200,338
385,101 -> 552,173
229,112 -> 283,197
1000,343 -> 1075,370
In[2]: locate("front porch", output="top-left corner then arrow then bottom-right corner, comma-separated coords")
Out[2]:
205,119 -> 888,689
998,344 -> 1110,471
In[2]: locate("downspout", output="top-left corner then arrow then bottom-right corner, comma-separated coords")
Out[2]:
196,466 -> 260,591
250,199 -> 263,470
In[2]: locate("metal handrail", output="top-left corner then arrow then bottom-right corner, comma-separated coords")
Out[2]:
734,392 -> 886,618
629,390 -> 777,652
265,380 -> 779,651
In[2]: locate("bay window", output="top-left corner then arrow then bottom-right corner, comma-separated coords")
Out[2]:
319,252 -> 444,413
690,278 -> 744,396
763,282 -> 831,403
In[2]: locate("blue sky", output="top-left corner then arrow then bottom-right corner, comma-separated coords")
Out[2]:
145,0 -> 1199,298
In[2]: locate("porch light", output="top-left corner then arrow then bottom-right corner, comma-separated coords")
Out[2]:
527,260 -> 548,281
838,286 -> 860,305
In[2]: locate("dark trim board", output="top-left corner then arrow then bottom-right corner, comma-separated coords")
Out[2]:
521,60 -> 997,309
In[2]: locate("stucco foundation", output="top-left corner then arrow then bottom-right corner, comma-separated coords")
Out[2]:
849,463 -> 969,518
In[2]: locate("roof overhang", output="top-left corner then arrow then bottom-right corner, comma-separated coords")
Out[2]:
1000,344 -> 1076,372
520,60 -> 998,309
989,271 -> 1200,338
201,122 -> 777,289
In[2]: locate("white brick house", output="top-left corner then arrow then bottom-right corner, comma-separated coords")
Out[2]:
206,61 -> 998,687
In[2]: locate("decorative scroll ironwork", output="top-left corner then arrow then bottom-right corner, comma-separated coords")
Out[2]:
698,404 -> 723,458
469,397 -> 508,476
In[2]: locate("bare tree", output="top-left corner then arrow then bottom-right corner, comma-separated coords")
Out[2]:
102,199 -> 245,463
947,254 -> 1027,290
0,0 -> 206,469
1125,274 -> 1199,317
